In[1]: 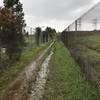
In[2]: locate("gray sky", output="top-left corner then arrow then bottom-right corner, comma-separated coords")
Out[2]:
0,0 -> 99,31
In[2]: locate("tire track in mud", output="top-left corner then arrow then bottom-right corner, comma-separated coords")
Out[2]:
0,42 -> 54,100
28,51 -> 54,100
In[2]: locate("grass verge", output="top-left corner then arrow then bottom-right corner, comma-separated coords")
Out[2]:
43,42 -> 100,100
71,42 -> 100,74
78,34 -> 100,52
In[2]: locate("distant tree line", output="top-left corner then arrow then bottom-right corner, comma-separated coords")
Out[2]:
35,27 -> 56,46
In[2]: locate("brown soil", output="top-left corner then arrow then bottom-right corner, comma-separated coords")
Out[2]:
0,42 -> 54,100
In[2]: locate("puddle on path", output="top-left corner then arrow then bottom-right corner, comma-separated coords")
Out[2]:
28,51 -> 54,100
0,42 -> 54,100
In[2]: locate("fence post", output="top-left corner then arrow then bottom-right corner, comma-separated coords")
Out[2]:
68,26 -> 70,31
0,44 -> 2,68
75,20 -> 78,31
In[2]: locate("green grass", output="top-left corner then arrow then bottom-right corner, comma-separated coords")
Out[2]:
74,34 -> 100,74
73,45 -> 100,74
43,42 -> 100,100
0,43 -> 49,92
78,34 -> 100,52
75,45 -> 100,63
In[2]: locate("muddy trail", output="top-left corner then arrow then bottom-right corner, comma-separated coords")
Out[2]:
27,51 -> 54,100
0,42 -> 54,100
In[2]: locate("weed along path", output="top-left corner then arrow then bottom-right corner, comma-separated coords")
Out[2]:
43,42 -> 100,100
0,42 -> 54,100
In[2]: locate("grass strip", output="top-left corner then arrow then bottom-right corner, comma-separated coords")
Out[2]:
43,42 -> 100,100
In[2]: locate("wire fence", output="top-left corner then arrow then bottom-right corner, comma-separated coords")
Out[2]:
61,1 -> 100,48
65,2 -> 100,31
61,2 -> 100,88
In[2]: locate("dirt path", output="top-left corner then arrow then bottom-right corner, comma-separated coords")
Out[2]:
28,51 -> 53,100
0,42 -> 54,100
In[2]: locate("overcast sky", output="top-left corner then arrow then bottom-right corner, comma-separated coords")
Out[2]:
0,0 -> 99,31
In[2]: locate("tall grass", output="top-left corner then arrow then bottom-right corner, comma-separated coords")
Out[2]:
43,42 -> 100,100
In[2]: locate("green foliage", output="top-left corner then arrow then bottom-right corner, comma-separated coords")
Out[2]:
0,43 -> 49,91
74,34 -> 100,74
35,27 -> 42,46
4,0 -> 19,8
0,8 -> 20,61
45,27 -> 56,41
43,42 -> 100,100
35,26 -> 56,46
0,0 -> 25,61
78,34 -> 100,52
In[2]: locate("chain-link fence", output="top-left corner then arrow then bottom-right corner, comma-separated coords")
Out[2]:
61,2 -> 100,88
65,2 -> 100,31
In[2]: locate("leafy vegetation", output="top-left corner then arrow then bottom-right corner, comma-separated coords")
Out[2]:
74,34 -> 100,74
35,26 -> 56,46
0,43 -> 49,92
78,34 -> 100,51
43,42 -> 100,100
0,0 -> 25,61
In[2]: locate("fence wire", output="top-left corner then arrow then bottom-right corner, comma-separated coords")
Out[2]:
65,2 -> 100,31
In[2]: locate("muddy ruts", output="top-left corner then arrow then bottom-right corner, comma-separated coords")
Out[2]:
0,42 -> 55,100
28,51 -> 53,100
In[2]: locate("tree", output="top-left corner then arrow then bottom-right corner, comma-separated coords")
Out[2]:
0,8 -> 18,60
0,0 -> 25,61
35,27 -> 41,46
4,0 -> 26,35
42,31 -> 47,43
45,27 -> 56,41
4,0 -> 19,8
